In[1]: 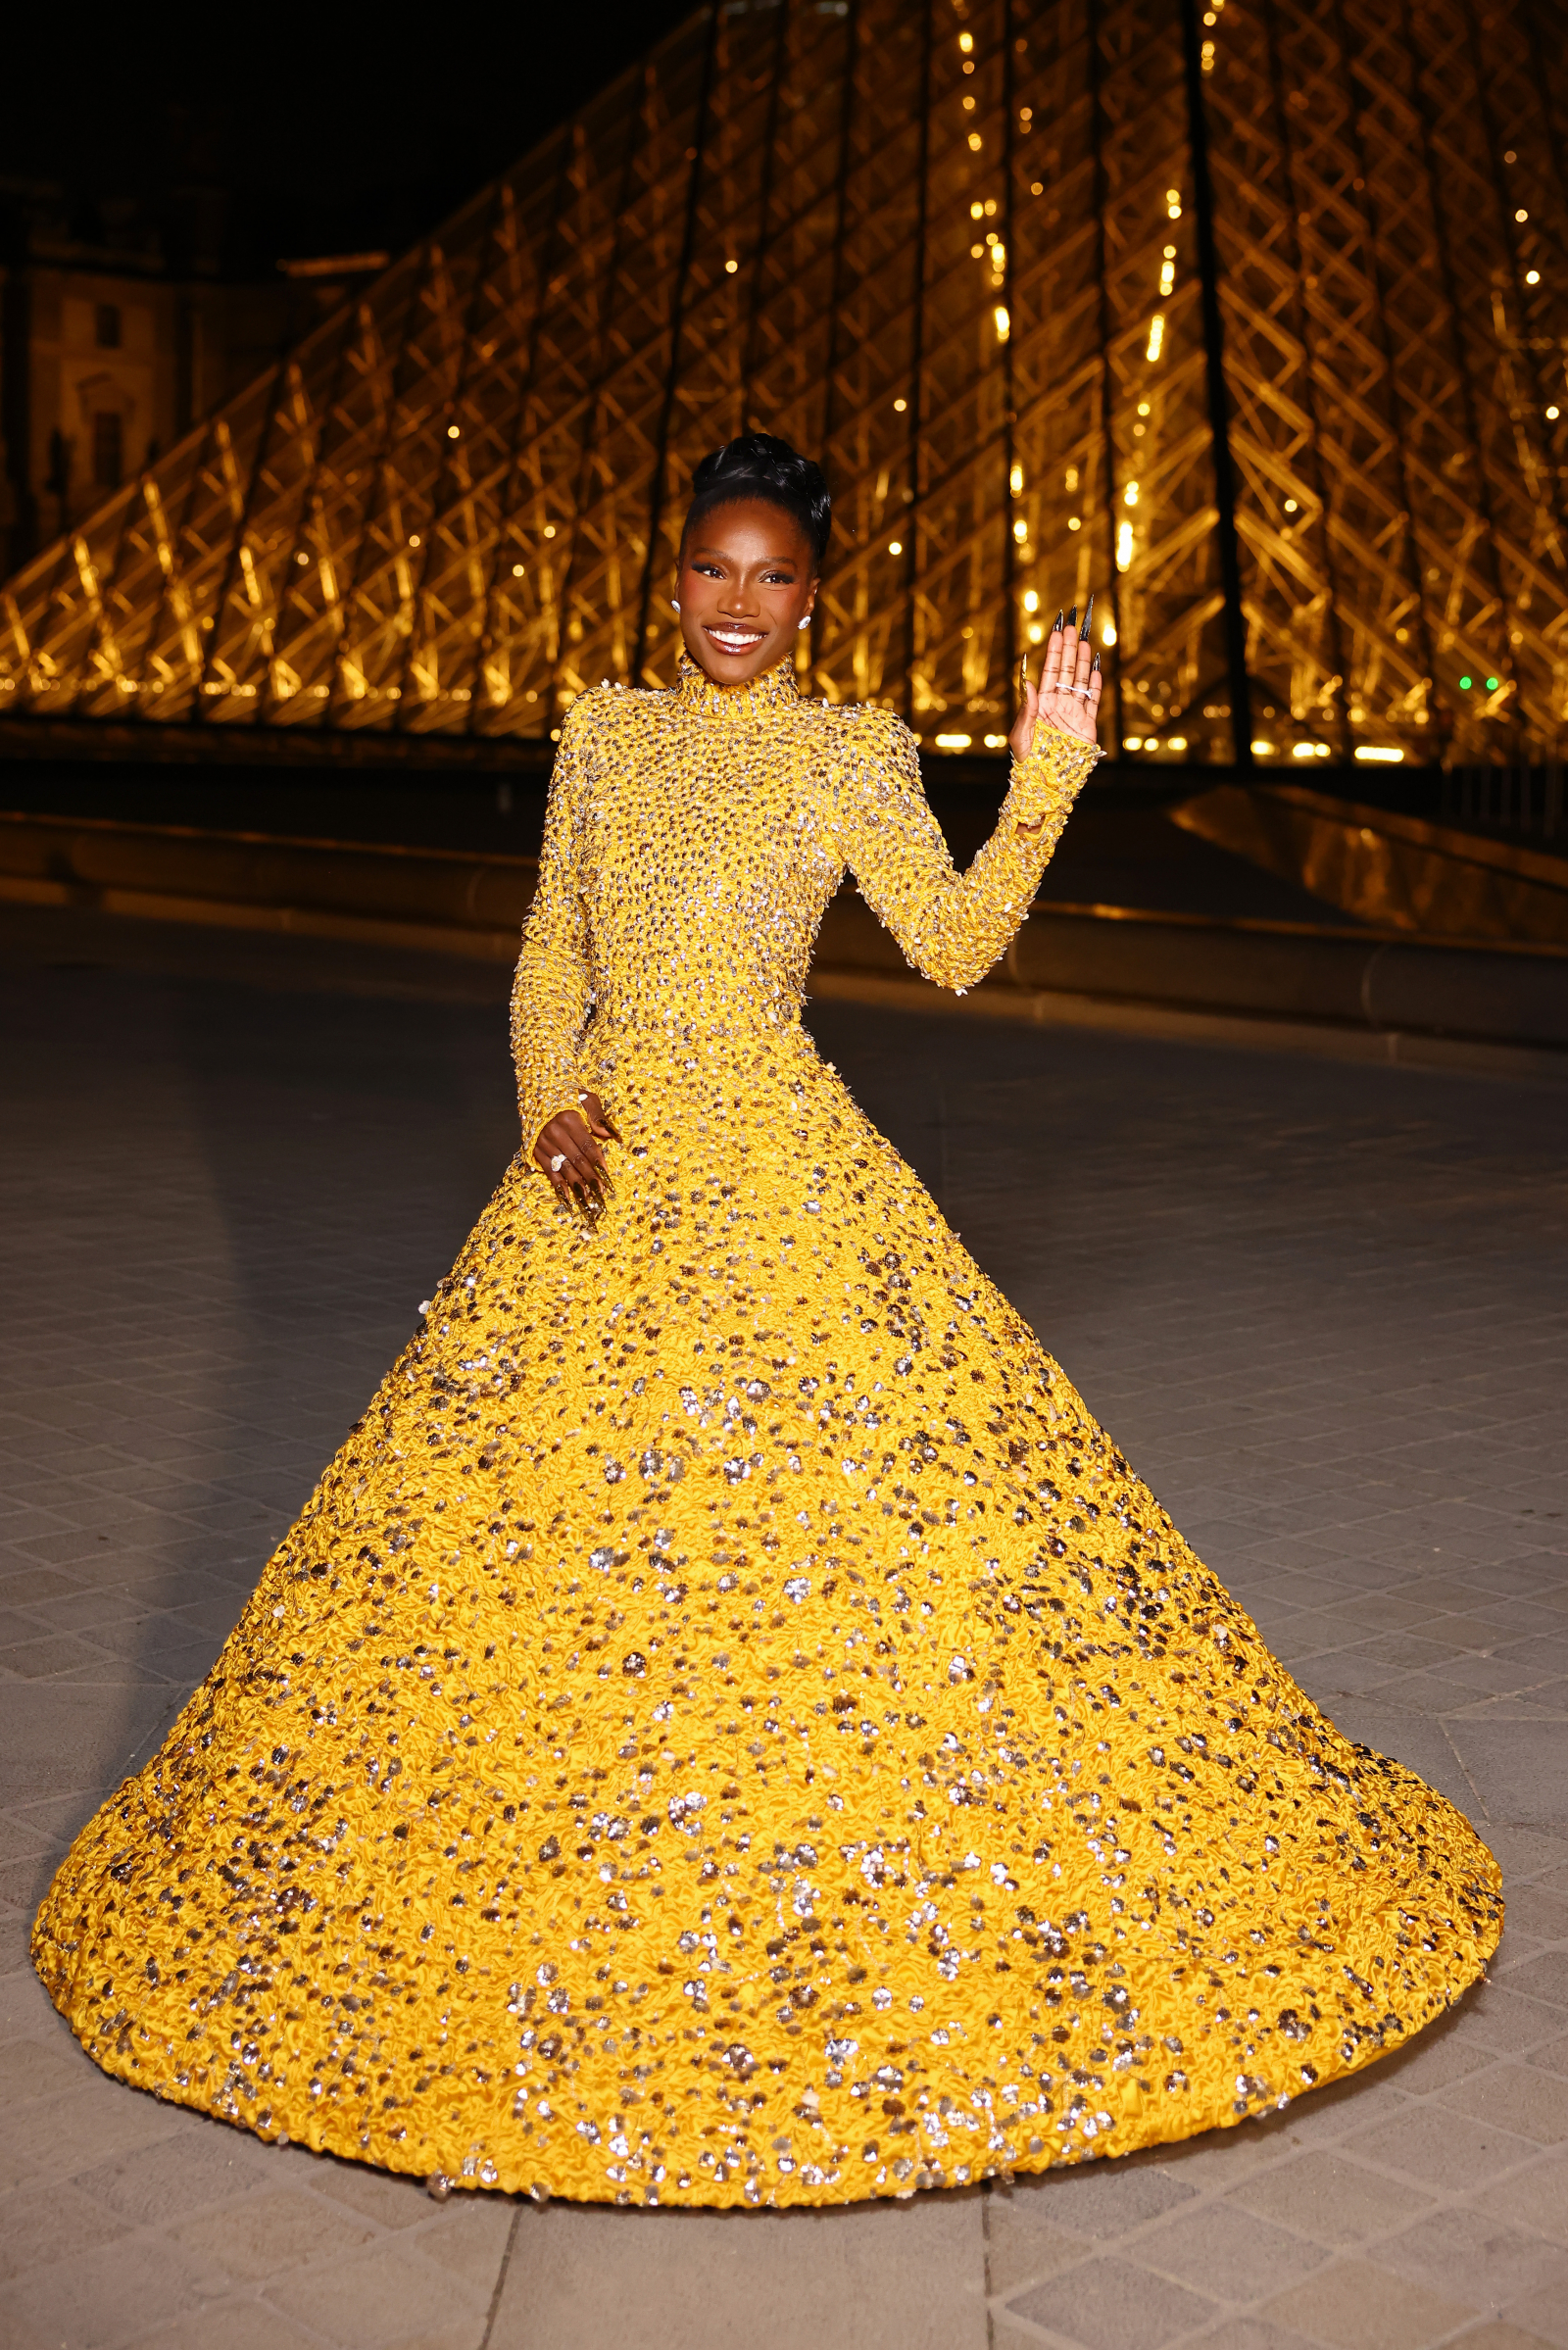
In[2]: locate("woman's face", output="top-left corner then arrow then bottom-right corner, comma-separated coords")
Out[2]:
675,499 -> 817,684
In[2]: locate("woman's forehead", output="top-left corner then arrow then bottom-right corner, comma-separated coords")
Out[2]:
684,497 -> 811,563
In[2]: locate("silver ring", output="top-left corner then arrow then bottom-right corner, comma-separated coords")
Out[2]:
550,1152 -> 566,1173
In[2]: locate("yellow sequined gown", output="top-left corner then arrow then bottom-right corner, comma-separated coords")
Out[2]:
34,656 -> 1500,2208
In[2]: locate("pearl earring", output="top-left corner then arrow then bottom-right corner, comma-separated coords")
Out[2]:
671,599 -> 681,612
798,614 -> 811,631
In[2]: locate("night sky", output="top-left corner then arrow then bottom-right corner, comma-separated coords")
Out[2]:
9,5 -> 695,275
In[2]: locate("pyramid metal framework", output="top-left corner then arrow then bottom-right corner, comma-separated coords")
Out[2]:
2,0 -> 1566,767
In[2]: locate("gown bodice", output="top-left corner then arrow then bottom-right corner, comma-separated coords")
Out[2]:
511,655 -> 1099,1146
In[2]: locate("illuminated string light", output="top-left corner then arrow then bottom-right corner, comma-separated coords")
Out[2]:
1116,520 -> 1134,569
1147,314 -> 1165,361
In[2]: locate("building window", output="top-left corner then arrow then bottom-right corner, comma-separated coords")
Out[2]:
95,304 -> 122,349
93,412 -> 123,489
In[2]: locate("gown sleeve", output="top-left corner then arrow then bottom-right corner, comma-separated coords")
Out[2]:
511,715 -> 593,1162
840,711 -> 1102,992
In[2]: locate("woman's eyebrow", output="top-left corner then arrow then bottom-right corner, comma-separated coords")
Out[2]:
689,542 -> 797,564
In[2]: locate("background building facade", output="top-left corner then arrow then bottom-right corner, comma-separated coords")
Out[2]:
0,0 -> 1564,772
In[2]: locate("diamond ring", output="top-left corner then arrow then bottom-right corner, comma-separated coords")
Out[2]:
550,1153 -> 566,1173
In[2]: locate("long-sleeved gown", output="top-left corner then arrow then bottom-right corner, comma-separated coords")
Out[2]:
33,654 -> 1501,2208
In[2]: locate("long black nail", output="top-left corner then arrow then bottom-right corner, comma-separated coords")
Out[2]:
1065,605 -> 1078,628
1053,609 -> 1064,632
1082,591 -> 1095,637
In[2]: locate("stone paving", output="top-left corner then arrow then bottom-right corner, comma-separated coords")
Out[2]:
1,904 -> 1565,2350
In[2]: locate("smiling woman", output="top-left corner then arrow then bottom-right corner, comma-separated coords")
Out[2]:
34,429 -> 1498,2215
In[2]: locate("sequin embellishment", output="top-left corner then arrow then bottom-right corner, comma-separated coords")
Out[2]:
33,657 -> 1500,2208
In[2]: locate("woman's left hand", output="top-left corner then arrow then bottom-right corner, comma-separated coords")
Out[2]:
1010,602 -> 1102,761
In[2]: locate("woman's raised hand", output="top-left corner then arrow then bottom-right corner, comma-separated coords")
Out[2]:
1009,600 -> 1102,762
533,1093 -> 620,1208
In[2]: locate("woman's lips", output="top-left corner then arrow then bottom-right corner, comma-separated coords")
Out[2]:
704,623 -> 767,654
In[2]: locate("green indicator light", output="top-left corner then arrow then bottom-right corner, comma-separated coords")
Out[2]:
1459,675 -> 1472,689
1486,675 -> 1499,690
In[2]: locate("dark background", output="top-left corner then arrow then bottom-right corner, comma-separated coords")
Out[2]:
5,7 -> 694,277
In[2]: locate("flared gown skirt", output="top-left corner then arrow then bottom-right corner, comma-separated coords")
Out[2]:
32,1017 -> 1502,2206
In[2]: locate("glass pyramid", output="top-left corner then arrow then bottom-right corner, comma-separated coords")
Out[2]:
1,0 -> 1562,767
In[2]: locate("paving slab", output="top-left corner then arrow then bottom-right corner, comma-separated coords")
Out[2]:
1,908 -> 1565,2349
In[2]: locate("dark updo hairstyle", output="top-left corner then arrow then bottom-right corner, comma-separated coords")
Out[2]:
682,431 -> 832,565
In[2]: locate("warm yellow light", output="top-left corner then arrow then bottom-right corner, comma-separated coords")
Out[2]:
1126,735 -> 1144,750
1355,745 -> 1405,762
1068,515 -> 1082,531
543,524 -> 556,538
984,734 -> 1008,749
1023,589 -> 1039,612
1010,463 -> 1024,495
1028,624 -> 1043,643
725,258 -> 739,273
1124,480 -> 1140,507
888,540 -> 903,555
1516,208 -> 1529,222
1167,199 -> 1183,219
512,563 -> 524,577
984,199 -> 998,217
1147,314 -> 1165,361
447,424 -> 460,439
1251,739 -> 1275,755
1013,518 -> 1027,541
970,200 -> 984,220
1526,269 -> 1541,285
1283,497 -> 1298,513
1116,519 -> 1134,569
968,132 -> 983,150
958,29 -> 973,49
992,245 -> 1006,271
1292,743 -> 1319,758
409,533 -> 421,547
1548,405 -> 1561,420
994,304 -> 1010,340
1168,736 -> 1188,750
1159,261 -> 1175,294
1137,401 -> 1151,416
894,397 -> 907,413
1102,620 -> 1117,647
935,732 -> 972,749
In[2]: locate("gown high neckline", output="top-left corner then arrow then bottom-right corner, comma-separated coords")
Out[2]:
674,647 -> 805,719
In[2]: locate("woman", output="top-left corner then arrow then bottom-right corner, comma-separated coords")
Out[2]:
34,434 -> 1500,2209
